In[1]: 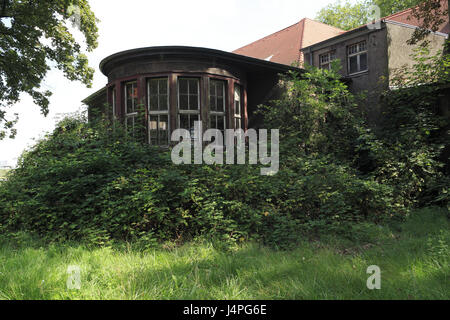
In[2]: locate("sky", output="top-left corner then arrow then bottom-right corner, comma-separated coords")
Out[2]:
0,0 -> 348,167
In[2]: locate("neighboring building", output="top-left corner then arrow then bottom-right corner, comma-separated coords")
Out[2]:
83,46 -> 298,145
83,2 -> 449,136
233,18 -> 344,66
301,2 -> 449,122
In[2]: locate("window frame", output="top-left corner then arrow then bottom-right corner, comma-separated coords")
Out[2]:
147,77 -> 170,146
124,81 -> 138,135
177,77 -> 201,136
319,50 -> 336,70
347,41 -> 368,75
234,84 -> 243,130
209,79 -> 226,134
111,86 -> 116,120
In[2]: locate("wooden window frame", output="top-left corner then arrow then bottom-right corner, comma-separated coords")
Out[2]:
209,79 -> 226,135
148,77 -> 170,146
124,81 -> 138,135
177,77 -> 200,135
347,41 -> 368,75
234,84 -> 242,130
319,51 -> 336,70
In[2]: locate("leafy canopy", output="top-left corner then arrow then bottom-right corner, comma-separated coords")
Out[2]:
0,0 -> 99,139
315,0 -> 445,31
315,0 -> 373,31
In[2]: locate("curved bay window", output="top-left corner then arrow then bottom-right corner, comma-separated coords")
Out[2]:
178,77 -> 200,137
148,78 -> 169,146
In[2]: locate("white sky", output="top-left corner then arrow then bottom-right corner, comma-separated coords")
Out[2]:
0,0 -> 348,167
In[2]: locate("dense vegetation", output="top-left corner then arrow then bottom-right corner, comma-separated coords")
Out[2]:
0,53 -> 447,249
0,207 -> 448,299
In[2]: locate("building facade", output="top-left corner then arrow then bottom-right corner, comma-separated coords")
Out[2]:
83,46 -> 297,145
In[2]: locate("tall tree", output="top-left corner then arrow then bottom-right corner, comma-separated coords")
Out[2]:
315,0 -> 372,31
0,0 -> 99,139
373,0 -> 423,16
406,0 -> 449,47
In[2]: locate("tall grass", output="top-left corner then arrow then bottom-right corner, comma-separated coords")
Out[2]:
0,207 -> 448,300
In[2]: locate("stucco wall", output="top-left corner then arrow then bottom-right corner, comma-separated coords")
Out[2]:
386,22 -> 447,86
306,26 -> 390,124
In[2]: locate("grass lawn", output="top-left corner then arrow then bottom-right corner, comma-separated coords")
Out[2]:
0,207 -> 448,300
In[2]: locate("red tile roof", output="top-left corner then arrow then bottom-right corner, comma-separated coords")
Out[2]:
232,18 -> 343,66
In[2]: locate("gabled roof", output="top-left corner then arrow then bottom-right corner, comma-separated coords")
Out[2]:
232,18 -> 344,66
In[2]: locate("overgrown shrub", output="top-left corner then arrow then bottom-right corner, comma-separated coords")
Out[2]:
0,53 -> 447,248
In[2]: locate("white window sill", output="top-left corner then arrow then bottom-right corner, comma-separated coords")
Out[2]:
348,70 -> 369,77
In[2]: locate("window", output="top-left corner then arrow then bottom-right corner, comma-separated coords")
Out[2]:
124,81 -> 138,135
319,51 -> 336,70
234,84 -> 243,130
111,87 -> 116,120
209,79 -> 226,136
148,78 -> 169,146
178,78 -> 200,136
347,41 -> 367,75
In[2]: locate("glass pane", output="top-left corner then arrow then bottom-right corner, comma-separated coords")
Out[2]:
217,82 -> 224,97
180,114 -> 189,130
349,56 -> 358,74
149,116 -> 158,130
179,79 -> 188,95
149,94 -> 158,111
210,115 -> 216,129
189,79 -> 198,95
210,81 -> 216,96
235,101 -> 241,116
159,94 -> 168,111
126,84 -> 134,114
360,53 -> 368,71
217,97 -> 224,111
189,94 -> 198,110
179,94 -> 189,110
159,115 -> 168,131
234,85 -> 240,101
159,115 -> 168,145
210,95 -> 217,112
330,51 -> 336,61
359,41 -> 366,52
159,79 -> 168,94
149,80 -> 157,95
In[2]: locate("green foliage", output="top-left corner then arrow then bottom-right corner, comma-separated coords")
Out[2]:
315,0 -> 372,31
373,0 -> 423,16
0,0 -> 99,139
365,45 -> 450,209
0,207 -> 448,300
